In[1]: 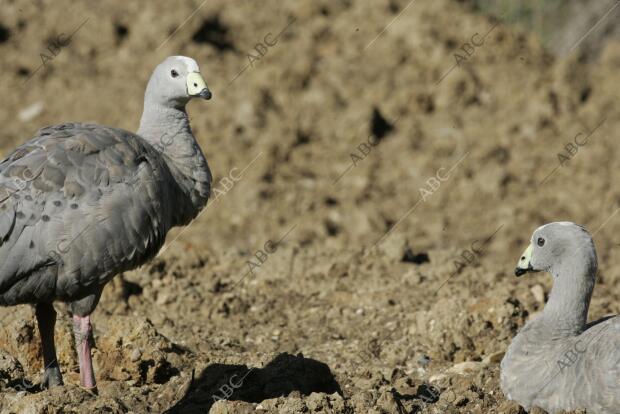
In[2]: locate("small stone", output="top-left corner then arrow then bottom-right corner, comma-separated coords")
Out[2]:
156,291 -> 170,305
305,392 -> 324,411
483,351 -> 505,364
447,361 -> 482,375
130,348 -> 142,362
531,284 -> 545,303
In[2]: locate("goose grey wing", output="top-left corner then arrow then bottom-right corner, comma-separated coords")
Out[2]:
589,316 -> 620,413
574,316 -> 620,413
0,123 -> 174,303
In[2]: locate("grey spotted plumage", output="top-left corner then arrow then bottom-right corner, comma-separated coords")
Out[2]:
0,56 -> 212,391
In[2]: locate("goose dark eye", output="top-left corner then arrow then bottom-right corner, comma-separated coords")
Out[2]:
537,237 -> 545,247
170,69 -> 179,78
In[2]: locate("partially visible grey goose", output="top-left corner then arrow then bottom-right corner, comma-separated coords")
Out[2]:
501,222 -> 620,413
0,56 -> 212,392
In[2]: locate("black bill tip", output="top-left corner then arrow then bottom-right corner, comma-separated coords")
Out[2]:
515,263 -> 536,277
199,88 -> 212,100
515,267 -> 528,277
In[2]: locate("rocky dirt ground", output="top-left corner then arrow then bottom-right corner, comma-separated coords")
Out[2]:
0,0 -> 619,413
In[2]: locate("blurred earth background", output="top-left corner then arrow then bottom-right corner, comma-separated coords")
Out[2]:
0,0 -> 619,412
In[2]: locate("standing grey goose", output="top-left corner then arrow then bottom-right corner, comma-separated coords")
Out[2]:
0,56 -> 212,392
501,222 -> 620,413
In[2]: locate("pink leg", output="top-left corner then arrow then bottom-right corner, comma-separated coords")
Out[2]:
72,314 -> 97,392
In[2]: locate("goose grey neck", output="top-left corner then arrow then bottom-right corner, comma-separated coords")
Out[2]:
540,255 -> 595,337
137,103 -> 205,166
136,102 -> 212,217
137,104 -> 189,144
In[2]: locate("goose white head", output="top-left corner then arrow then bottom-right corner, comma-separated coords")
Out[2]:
144,56 -> 212,107
515,222 -> 597,278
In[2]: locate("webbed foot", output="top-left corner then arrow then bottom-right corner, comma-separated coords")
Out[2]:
41,363 -> 64,388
